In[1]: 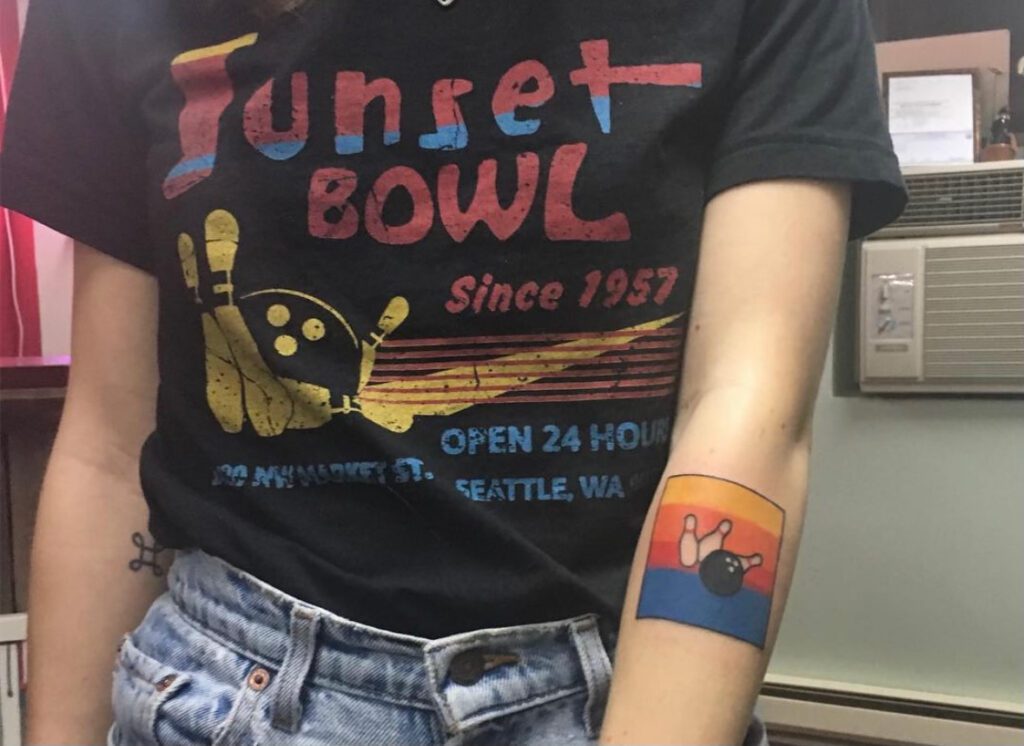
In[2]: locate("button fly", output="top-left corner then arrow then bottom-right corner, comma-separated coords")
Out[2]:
448,649 -> 520,685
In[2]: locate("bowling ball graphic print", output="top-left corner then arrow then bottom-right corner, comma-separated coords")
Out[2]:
239,292 -> 361,399
176,209 -> 418,437
637,475 -> 785,648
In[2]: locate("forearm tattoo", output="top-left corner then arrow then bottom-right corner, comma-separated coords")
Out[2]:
636,474 -> 785,648
128,531 -> 167,577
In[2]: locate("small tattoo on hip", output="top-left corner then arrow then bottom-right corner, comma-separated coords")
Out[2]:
129,532 -> 166,577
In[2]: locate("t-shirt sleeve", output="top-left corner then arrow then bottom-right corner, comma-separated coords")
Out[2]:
0,0 -> 152,272
706,0 -> 907,239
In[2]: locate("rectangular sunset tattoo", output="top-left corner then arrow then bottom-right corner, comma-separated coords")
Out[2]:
636,474 -> 785,648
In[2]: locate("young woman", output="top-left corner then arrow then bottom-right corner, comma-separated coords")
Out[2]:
1,0 -> 906,743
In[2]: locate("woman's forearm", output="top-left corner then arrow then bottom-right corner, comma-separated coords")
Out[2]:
26,446 -> 170,745
600,386 -> 811,744
599,179 -> 850,745
24,244 -> 164,745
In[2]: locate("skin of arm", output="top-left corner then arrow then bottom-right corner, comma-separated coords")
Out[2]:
599,178 -> 852,745
26,243 -> 169,745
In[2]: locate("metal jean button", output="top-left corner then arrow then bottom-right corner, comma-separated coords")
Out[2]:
448,649 -> 520,685
247,666 -> 271,691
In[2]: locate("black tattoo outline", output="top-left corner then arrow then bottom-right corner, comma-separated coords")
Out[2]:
129,532 -> 167,577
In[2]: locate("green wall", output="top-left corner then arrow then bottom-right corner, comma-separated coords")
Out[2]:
769,348 -> 1024,706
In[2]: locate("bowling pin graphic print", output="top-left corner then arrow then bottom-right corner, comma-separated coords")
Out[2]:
637,475 -> 784,648
178,209 -> 684,437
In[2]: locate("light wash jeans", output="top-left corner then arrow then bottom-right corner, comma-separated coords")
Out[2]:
109,547 -> 769,745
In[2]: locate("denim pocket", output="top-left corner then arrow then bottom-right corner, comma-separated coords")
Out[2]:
111,633 -> 195,746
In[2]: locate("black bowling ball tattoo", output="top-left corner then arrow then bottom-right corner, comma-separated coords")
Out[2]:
679,514 -> 763,597
699,549 -> 746,596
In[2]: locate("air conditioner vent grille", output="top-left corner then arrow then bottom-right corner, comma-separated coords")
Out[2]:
889,170 -> 1024,233
923,243 -> 1024,383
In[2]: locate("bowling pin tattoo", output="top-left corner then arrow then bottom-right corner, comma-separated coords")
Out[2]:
637,474 -> 784,648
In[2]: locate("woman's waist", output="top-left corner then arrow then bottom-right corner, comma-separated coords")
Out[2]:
161,547 -> 613,708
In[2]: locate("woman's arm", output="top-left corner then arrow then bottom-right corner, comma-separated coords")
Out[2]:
26,243 -> 169,745
600,178 -> 851,744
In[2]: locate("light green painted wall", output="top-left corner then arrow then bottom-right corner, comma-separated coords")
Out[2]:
769,349 -> 1024,705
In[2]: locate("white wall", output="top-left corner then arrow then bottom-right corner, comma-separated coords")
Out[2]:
13,0 -> 73,358
31,224 -> 72,358
769,348 -> 1024,706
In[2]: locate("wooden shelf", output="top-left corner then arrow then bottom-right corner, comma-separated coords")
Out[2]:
0,357 -> 69,399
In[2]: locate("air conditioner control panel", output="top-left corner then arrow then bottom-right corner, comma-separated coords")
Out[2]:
860,241 -> 925,383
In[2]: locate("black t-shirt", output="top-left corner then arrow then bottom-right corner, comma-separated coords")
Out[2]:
1,0 -> 905,639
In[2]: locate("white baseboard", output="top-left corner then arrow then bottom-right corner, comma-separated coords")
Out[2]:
760,674 -> 1024,746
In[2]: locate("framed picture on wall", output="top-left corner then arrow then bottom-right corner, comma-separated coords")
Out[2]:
884,69 -> 981,166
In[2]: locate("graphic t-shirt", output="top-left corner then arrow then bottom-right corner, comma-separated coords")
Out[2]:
2,0 -> 905,639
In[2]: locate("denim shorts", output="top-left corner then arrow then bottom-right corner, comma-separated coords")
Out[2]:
109,547 -> 770,745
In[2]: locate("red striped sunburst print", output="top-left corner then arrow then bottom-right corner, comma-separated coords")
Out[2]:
363,326 -> 684,405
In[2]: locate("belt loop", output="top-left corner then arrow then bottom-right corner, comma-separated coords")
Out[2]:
569,616 -> 614,740
269,604 -> 321,733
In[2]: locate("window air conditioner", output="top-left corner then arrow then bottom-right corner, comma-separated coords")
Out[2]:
859,161 -> 1024,394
